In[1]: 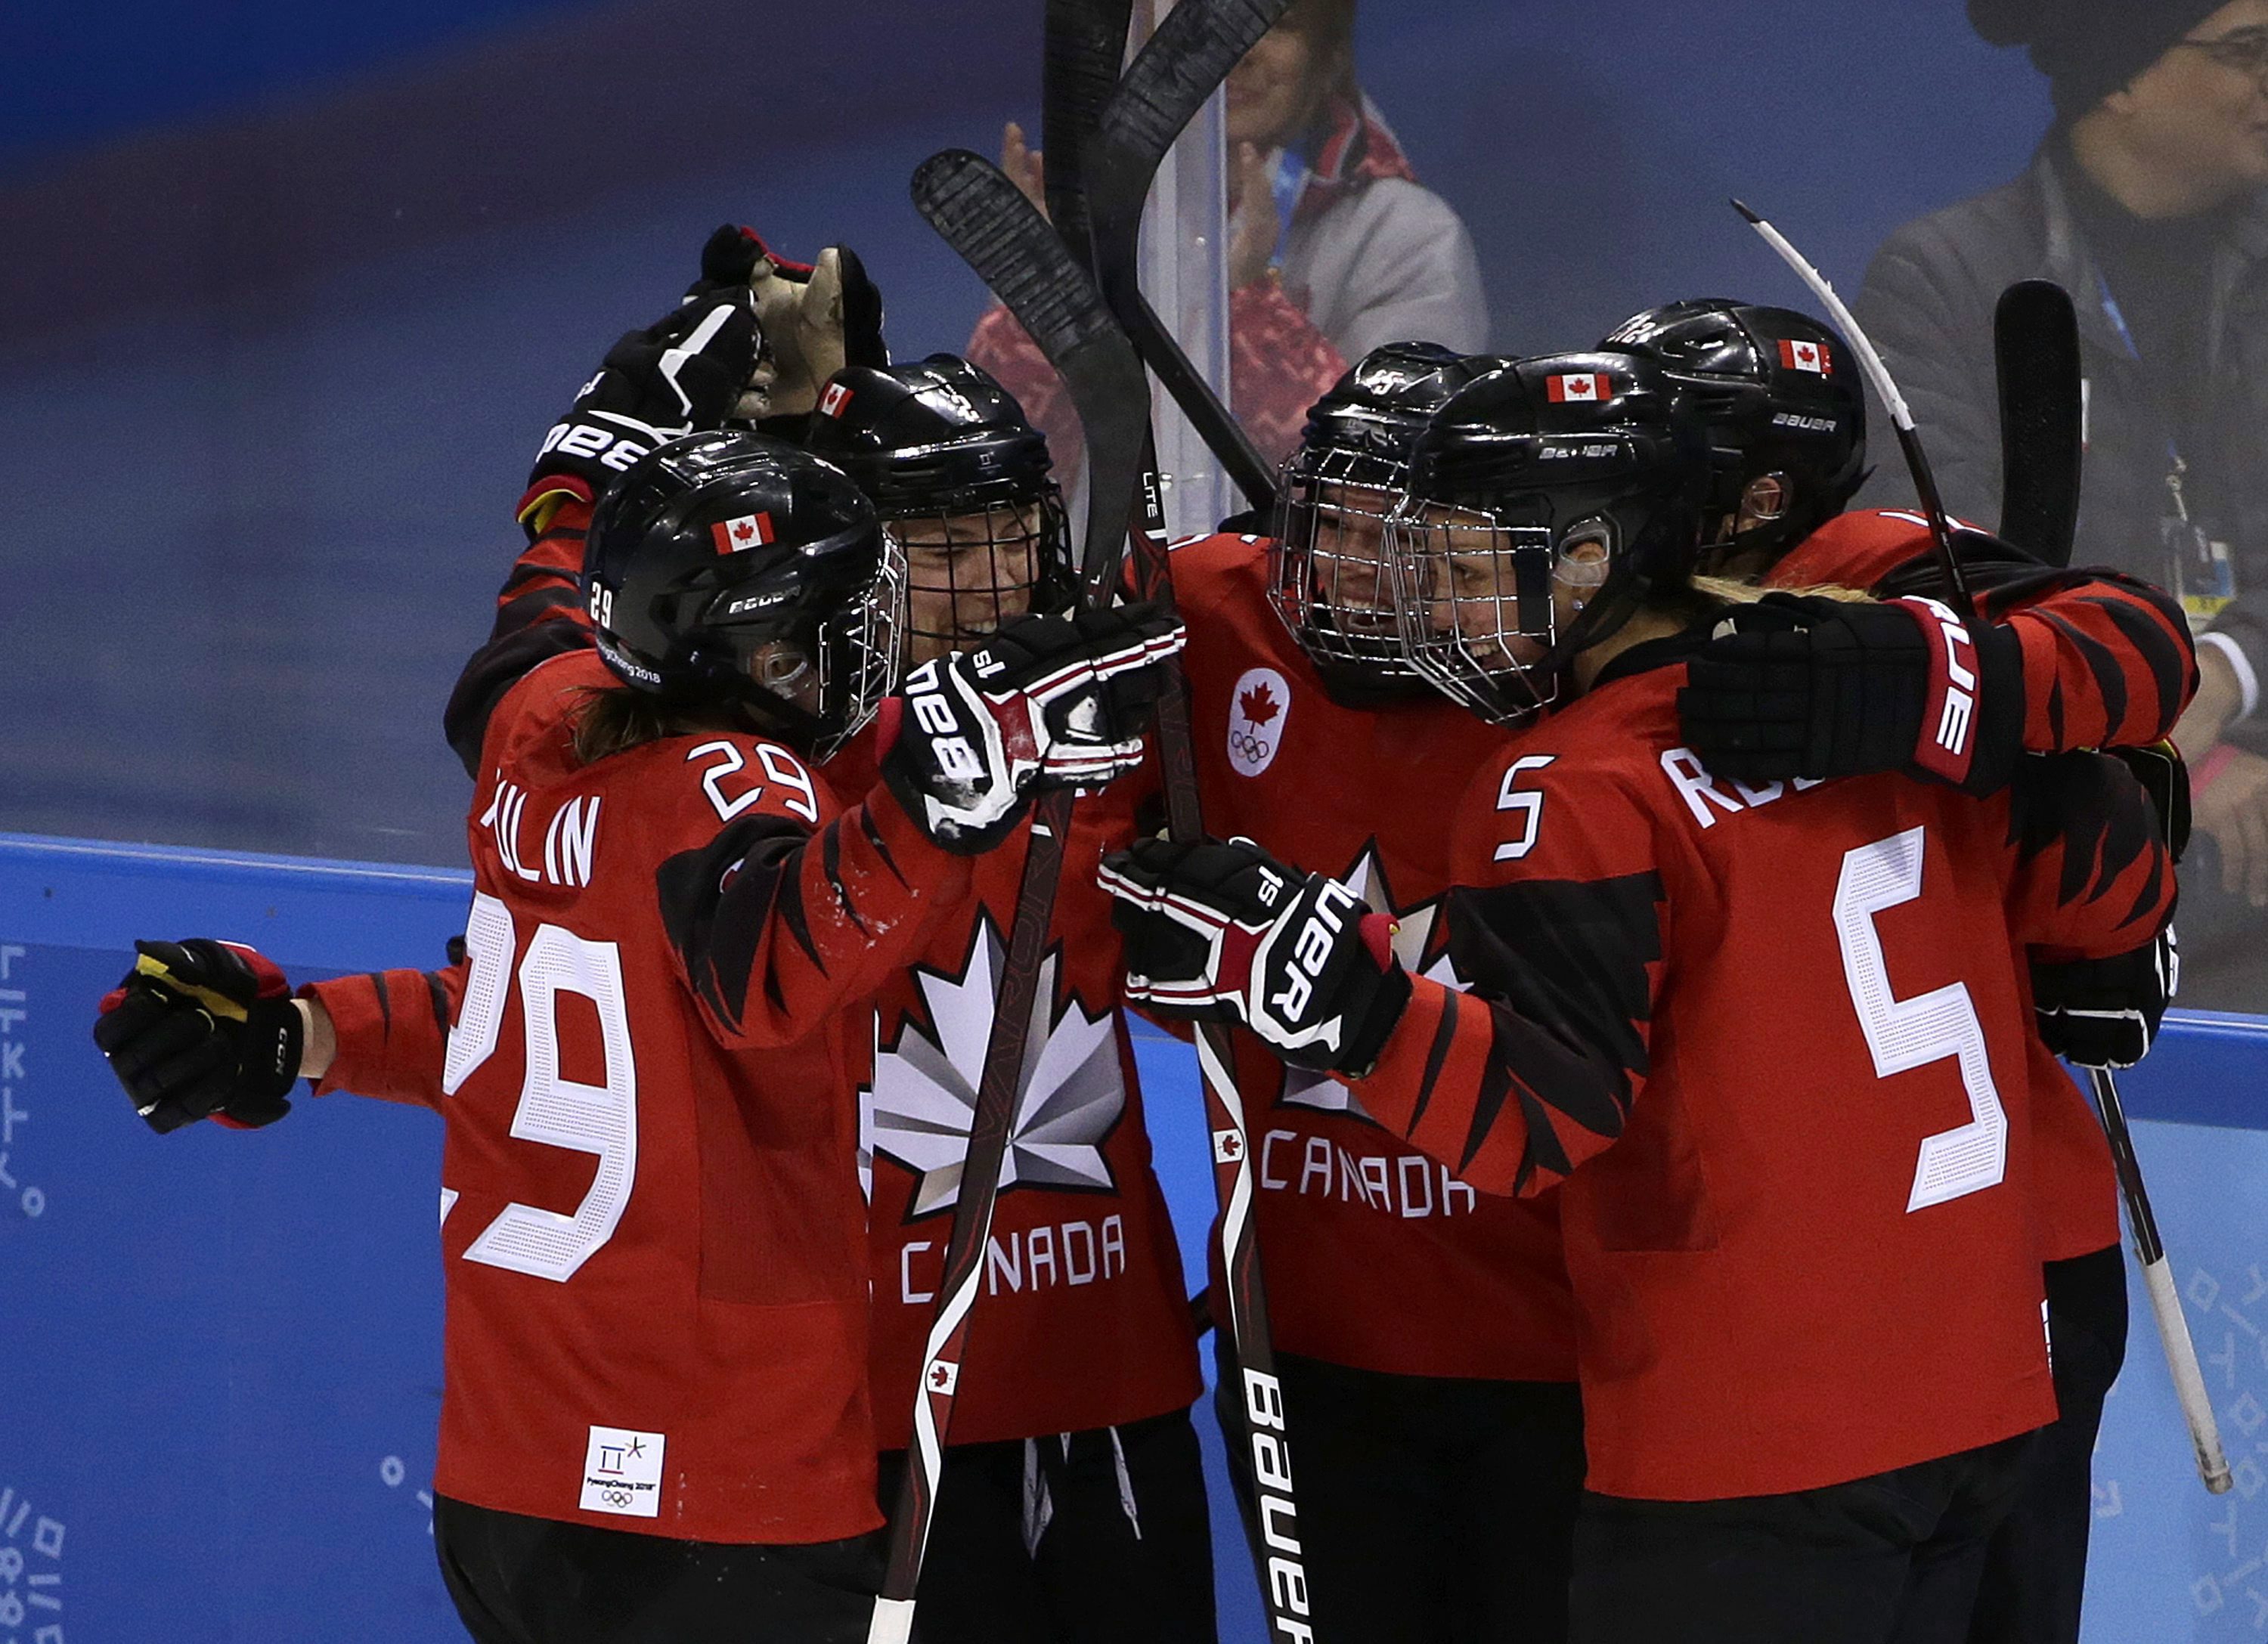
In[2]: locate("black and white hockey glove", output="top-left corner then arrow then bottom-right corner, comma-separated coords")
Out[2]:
92,940 -> 302,1133
881,604 -> 1187,853
520,224 -> 768,523
1678,593 -> 2024,795
1099,837 -> 1411,1075
2033,928 -> 2179,1070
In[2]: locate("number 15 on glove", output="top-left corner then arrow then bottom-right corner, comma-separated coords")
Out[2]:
1098,837 -> 1410,1076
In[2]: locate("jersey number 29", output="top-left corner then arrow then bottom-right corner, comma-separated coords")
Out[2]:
442,890 -> 639,1281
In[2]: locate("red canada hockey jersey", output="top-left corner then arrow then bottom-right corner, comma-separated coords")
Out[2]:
823,739 -> 1203,1449
1166,531 -> 1577,1382
1771,509 -> 2198,1262
311,645 -> 977,1543
1343,633 -> 2174,1499
329,493 -> 1200,1463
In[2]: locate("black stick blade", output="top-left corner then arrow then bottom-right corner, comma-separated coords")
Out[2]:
1043,0 -> 1136,271
911,149 -> 1149,599
1994,278 -> 2084,568
1086,0 -> 1290,264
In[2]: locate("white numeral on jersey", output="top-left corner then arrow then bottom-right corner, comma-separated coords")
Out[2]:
1833,827 -> 2007,1212
688,740 -> 820,825
1492,757 -> 1557,862
442,897 -> 642,1282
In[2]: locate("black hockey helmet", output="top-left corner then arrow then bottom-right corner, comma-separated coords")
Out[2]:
1272,342 -> 1503,686
583,429 -> 901,755
804,354 -> 1072,652
1599,300 -> 1865,567
1392,352 -> 1712,725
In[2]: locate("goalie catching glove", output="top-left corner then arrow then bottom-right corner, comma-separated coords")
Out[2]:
1677,592 -> 2024,795
881,604 -> 1186,853
91,940 -> 302,1133
1099,837 -> 1410,1075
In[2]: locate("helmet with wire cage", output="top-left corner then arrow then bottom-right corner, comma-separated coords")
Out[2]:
583,429 -> 902,757
1392,352 -> 1712,726
1272,342 -> 1503,688
1600,300 -> 1864,568
804,354 -> 1073,651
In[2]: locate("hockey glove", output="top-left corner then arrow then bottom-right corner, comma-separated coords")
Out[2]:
92,940 -> 302,1133
520,224 -> 768,526
747,242 -> 888,422
1098,837 -> 1411,1076
881,604 -> 1187,853
2034,928 -> 2178,1070
1678,593 -> 2024,795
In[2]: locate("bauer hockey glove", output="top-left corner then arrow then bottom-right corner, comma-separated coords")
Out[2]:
2033,928 -> 2179,1070
746,240 -> 887,423
1099,836 -> 1411,1076
1677,593 -> 2024,795
92,940 -> 302,1133
881,604 -> 1186,853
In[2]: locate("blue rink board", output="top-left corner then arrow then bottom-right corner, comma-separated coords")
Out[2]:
2,832 -> 2265,1642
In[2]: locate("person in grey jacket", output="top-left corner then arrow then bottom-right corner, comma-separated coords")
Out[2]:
1857,0 -> 2268,1013
974,0 -> 1488,469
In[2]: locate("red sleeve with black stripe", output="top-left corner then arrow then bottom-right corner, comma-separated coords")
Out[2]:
444,491 -> 599,776
1980,568 -> 2198,754
646,742 -> 979,1051
2001,750 -> 2179,961
300,962 -> 466,1108
1339,759 -> 1668,1198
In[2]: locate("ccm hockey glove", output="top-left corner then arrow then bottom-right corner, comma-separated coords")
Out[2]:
2034,928 -> 2179,1070
1099,836 -> 1411,1076
1678,593 -> 2024,795
92,940 -> 302,1133
881,604 -> 1186,853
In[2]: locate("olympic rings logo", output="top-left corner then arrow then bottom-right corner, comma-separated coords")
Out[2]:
1231,730 -> 1274,766
600,1488 -> 633,1509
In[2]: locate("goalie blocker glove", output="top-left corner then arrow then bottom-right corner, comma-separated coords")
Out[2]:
1099,836 -> 1411,1076
92,940 -> 302,1133
2034,929 -> 2179,1070
880,604 -> 1186,853
1677,591 -> 2025,795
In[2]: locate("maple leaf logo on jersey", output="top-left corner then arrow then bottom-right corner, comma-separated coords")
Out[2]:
1238,683 -> 1281,728
1278,844 -> 1464,1122
863,915 -> 1125,1217
1228,666 -> 1291,777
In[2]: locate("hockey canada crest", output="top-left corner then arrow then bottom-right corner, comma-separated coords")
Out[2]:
864,915 -> 1126,1217
1227,667 -> 1290,778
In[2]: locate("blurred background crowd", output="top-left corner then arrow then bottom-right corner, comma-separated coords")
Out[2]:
6,0 -> 2266,1008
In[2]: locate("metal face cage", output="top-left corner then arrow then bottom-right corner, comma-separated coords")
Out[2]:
1387,500 -> 1569,726
881,488 -> 1070,664
810,528 -> 909,758
1271,444 -> 1428,680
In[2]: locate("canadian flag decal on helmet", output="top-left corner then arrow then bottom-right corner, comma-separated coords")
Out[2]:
1546,373 -> 1606,403
711,512 -> 776,555
1778,339 -> 1831,376
820,382 -> 854,419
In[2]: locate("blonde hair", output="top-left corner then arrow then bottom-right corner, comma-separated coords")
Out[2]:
1688,574 -> 1876,608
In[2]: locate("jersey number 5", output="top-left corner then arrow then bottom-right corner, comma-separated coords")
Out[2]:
442,890 -> 639,1281
1834,826 -> 2007,1212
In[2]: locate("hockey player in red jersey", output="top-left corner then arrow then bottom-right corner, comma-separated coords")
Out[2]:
93,424 -> 1185,1643
1103,355 -> 2179,1644
1157,342 -> 1590,1642
1605,298 -> 2195,1644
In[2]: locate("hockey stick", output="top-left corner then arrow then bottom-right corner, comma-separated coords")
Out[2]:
1994,280 -> 2084,568
1088,0 -> 1289,515
2087,1066 -> 2233,1493
1042,0 -> 1137,275
869,150 -> 1152,1644
1088,8 -> 1318,1638
1734,200 -> 1977,623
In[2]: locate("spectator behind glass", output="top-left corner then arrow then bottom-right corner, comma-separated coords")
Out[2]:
969,0 -> 1489,472
1854,0 -> 2268,1011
